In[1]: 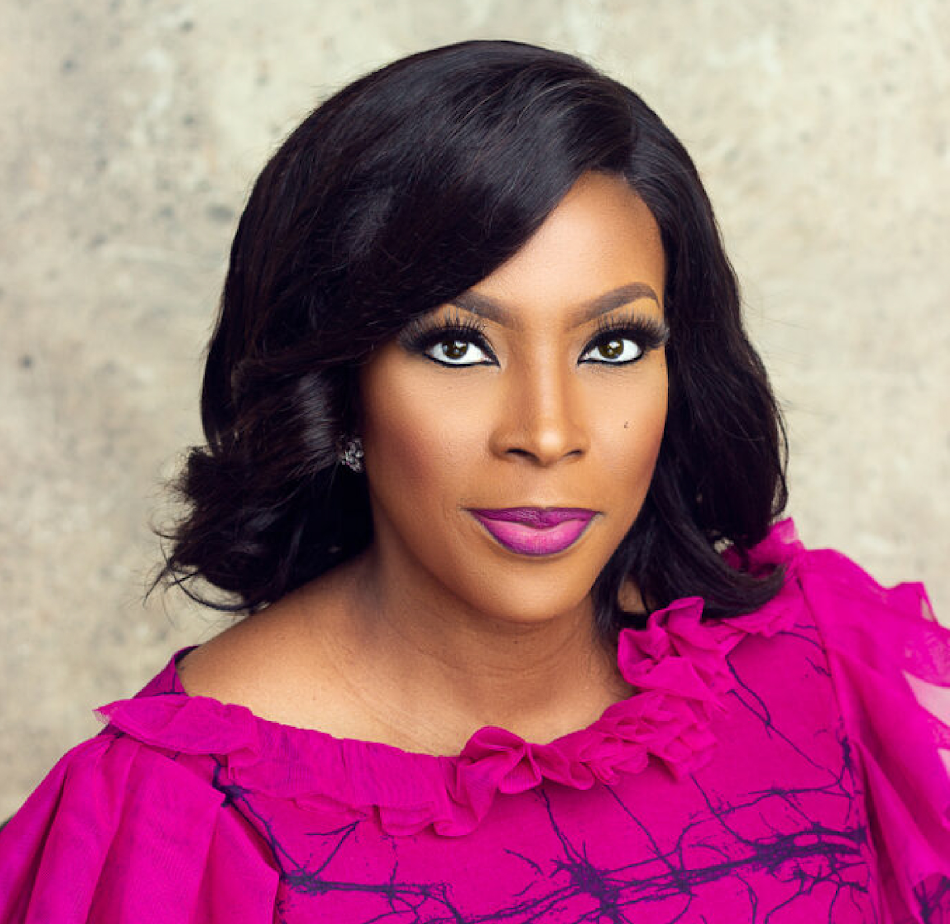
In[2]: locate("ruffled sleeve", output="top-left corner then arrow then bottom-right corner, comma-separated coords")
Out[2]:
798,546 -> 950,922
0,729 -> 278,923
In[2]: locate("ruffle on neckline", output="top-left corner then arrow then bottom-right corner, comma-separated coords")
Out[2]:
97,520 -> 804,837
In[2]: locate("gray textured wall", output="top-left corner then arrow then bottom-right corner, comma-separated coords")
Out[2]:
2,1 -> 948,818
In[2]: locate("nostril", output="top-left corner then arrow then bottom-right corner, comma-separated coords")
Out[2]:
504,445 -> 584,464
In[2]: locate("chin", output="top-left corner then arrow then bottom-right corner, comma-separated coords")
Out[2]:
456,571 -> 598,628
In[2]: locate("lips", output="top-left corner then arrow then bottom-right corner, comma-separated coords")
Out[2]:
469,507 -> 596,556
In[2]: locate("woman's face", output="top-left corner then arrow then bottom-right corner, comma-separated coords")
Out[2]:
358,172 -> 668,627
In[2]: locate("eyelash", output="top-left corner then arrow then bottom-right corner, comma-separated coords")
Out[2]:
398,312 -> 495,363
586,312 -> 669,363
398,311 -> 669,367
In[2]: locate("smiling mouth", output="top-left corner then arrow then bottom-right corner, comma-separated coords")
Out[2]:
468,508 -> 597,556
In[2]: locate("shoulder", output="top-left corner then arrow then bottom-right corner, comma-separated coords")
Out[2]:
737,518 -> 935,628
0,729 -> 279,921
753,522 -> 950,920
176,565 -> 363,733
744,522 -> 944,690
785,531 -> 937,649
176,602 -> 307,705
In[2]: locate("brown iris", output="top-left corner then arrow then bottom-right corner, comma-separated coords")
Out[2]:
597,338 -> 624,360
442,340 -> 469,361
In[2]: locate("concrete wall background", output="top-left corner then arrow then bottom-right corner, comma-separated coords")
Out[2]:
2,0 -> 948,817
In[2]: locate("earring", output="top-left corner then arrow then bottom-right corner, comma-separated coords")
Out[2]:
339,436 -> 364,473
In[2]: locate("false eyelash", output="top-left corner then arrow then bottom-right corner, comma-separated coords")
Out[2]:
397,309 -> 670,363
398,311 -> 492,356
586,312 -> 670,356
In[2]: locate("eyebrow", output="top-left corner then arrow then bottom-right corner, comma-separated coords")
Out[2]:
449,283 -> 660,328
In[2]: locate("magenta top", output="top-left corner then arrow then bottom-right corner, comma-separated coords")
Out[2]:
2,520 -> 950,922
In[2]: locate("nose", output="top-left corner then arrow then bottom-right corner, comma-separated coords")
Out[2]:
489,361 -> 590,466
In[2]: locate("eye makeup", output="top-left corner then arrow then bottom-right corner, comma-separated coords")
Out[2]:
398,310 -> 497,364
398,308 -> 670,366
583,311 -> 670,362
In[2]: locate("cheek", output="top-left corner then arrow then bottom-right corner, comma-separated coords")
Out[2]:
596,364 -> 669,487
360,366 -> 485,500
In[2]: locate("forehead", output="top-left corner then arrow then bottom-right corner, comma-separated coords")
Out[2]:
464,172 -> 666,325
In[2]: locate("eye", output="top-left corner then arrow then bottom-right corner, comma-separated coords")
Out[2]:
580,335 -> 644,365
398,314 -> 497,367
426,337 -> 493,366
578,315 -> 669,366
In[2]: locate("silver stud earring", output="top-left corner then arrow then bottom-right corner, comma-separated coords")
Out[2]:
339,436 -> 364,473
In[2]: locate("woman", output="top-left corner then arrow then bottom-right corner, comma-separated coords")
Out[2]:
1,40 -> 948,923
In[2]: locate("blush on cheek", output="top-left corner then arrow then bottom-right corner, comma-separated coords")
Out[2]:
363,376 -> 475,498
639,378 -> 669,466
365,413 -> 433,492
607,393 -> 667,478
616,427 -> 667,516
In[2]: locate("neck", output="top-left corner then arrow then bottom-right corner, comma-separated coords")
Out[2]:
321,545 -> 627,752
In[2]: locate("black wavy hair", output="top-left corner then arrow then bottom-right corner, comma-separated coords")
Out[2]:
156,39 -> 788,633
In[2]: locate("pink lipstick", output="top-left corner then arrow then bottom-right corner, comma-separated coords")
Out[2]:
469,508 -> 596,556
